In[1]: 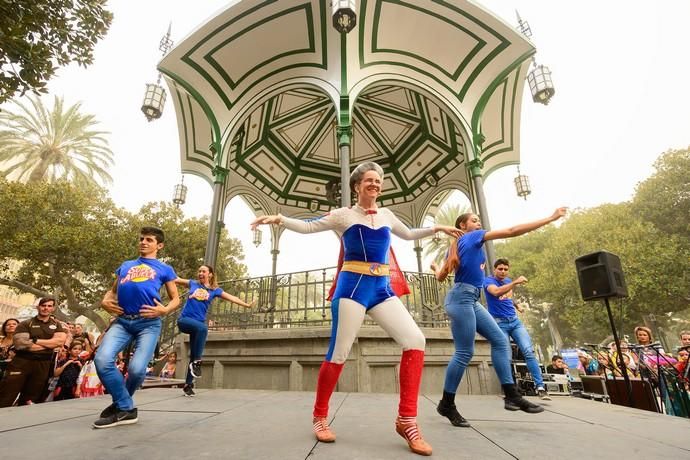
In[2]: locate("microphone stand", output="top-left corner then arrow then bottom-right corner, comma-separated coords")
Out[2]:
584,344 -> 613,403
603,297 -> 635,407
628,344 -> 660,413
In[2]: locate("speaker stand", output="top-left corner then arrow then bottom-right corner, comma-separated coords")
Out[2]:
604,297 -> 635,408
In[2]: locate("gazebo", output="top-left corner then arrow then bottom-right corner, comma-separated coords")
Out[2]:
157,0 -> 542,272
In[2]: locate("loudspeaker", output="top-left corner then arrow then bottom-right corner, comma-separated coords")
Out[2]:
575,251 -> 628,301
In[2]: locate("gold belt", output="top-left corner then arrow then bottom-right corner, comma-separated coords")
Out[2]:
341,261 -> 390,276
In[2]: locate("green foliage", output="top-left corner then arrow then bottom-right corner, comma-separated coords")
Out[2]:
0,95 -> 114,186
0,0 -> 112,103
0,180 -> 248,330
631,147 -> 690,249
499,200 -> 690,349
423,202 -> 471,265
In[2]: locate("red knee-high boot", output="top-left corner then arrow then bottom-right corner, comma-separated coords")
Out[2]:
313,361 -> 344,417
396,349 -> 432,456
398,349 -> 424,416
313,361 -> 344,443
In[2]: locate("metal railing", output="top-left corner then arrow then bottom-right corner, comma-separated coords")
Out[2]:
160,267 -> 453,347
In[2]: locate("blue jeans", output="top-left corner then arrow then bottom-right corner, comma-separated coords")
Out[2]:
177,316 -> 208,385
443,283 -> 513,394
494,316 -> 544,388
95,317 -> 162,411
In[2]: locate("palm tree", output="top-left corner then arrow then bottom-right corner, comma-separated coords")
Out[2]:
0,95 -> 113,186
423,202 -> 471,266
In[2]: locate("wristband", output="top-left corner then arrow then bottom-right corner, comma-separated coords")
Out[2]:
32,337 -> 38,344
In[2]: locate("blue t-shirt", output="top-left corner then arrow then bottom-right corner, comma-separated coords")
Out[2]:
180,279 -> 224,322
116,257 -> 177,315
484,276 -> 516,318
453,229 -> 487,288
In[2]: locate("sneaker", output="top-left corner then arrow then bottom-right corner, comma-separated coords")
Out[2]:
537,388 -> 552,401
437,400 -> 471,427
93,408 -> 138,429
395,417 -> 432,456
99,403 -> 117,418
183,384 -> 195,397
190,360 -> 202,379
312,416 -> 336,443
505,396 -> 544,413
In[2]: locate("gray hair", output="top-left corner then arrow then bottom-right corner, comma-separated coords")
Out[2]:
349,162 -> 384,191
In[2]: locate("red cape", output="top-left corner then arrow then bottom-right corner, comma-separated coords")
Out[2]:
327,241 -> 411,301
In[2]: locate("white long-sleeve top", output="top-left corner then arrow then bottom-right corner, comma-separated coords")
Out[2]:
280,206 -> 434,240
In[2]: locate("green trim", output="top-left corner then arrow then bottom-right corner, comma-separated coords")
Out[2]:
467,158 -> 484,178
359,0 -> 514,102
482,65 -> 523,164
173,89 -> 214,172
372,0 -> 486,82
470,50 -> 534,152
181,1 -> 328,110
160,68 -> 223,167
206,4 -> 315,90
478,79 -> 508,152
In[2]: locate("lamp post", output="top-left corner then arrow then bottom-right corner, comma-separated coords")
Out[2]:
141,24 -> 174,121
514,166 -> 531,200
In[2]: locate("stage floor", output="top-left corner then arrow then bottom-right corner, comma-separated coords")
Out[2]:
1,389 -> 689,459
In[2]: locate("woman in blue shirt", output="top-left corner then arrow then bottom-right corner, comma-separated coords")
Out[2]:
175,265 -> 255,396
431,208 -> 566,427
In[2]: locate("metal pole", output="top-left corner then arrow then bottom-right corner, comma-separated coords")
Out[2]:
204,167 -> 227,267
468,160 -> 496,270
414,243 -> 423,273
605,297 -> 635,408
337,125 -> 352,207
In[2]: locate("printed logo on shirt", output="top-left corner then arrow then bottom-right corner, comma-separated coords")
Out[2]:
120,264 -> 157,284
190,288 -> 210,301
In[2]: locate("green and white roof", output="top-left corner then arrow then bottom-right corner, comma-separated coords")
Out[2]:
160,0 -> 535,225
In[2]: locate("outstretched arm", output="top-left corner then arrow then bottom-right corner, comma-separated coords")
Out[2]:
484,208 -> 566,242
219,292 -> 256,308
251,211 -> 341,234
388,210 -> 461,241
486,276 -> 528,297
174,278 -> 190,287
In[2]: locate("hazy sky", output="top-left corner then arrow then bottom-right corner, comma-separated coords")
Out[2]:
21,0 -> 690,279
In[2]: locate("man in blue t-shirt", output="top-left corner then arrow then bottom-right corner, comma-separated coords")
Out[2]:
93,226 -> 180,428
484,258 -> 551,401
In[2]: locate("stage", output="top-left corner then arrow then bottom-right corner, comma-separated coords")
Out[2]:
1,389 -> 688,459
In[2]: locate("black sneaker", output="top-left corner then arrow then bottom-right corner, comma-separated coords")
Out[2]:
505,397 -> 544,413
437,400 -> 471,427
93,408 -> 138,429
183,384 -> 195,397
190,360 -> 202,379
99,403 -> 117,418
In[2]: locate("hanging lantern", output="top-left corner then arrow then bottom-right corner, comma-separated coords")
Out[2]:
141,26 -> 174,122
253,228 -> 263,247
527,64 -> 555,105
332,0 -> 357,33
141,83 -> 167,121
172,177 -> 187,207
514,167 -> 531,200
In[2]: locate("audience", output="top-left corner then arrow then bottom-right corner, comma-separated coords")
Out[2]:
546,355 -> 568,375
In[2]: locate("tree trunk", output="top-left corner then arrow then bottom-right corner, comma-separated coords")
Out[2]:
28,155 -> 52,182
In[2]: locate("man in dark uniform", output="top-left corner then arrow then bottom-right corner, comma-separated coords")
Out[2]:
0,297 -> 67,406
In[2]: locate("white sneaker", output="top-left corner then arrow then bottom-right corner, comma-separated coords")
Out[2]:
537,387 -> 552,401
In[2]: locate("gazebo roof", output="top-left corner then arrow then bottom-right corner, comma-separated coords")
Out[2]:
159,0 -> 535,225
